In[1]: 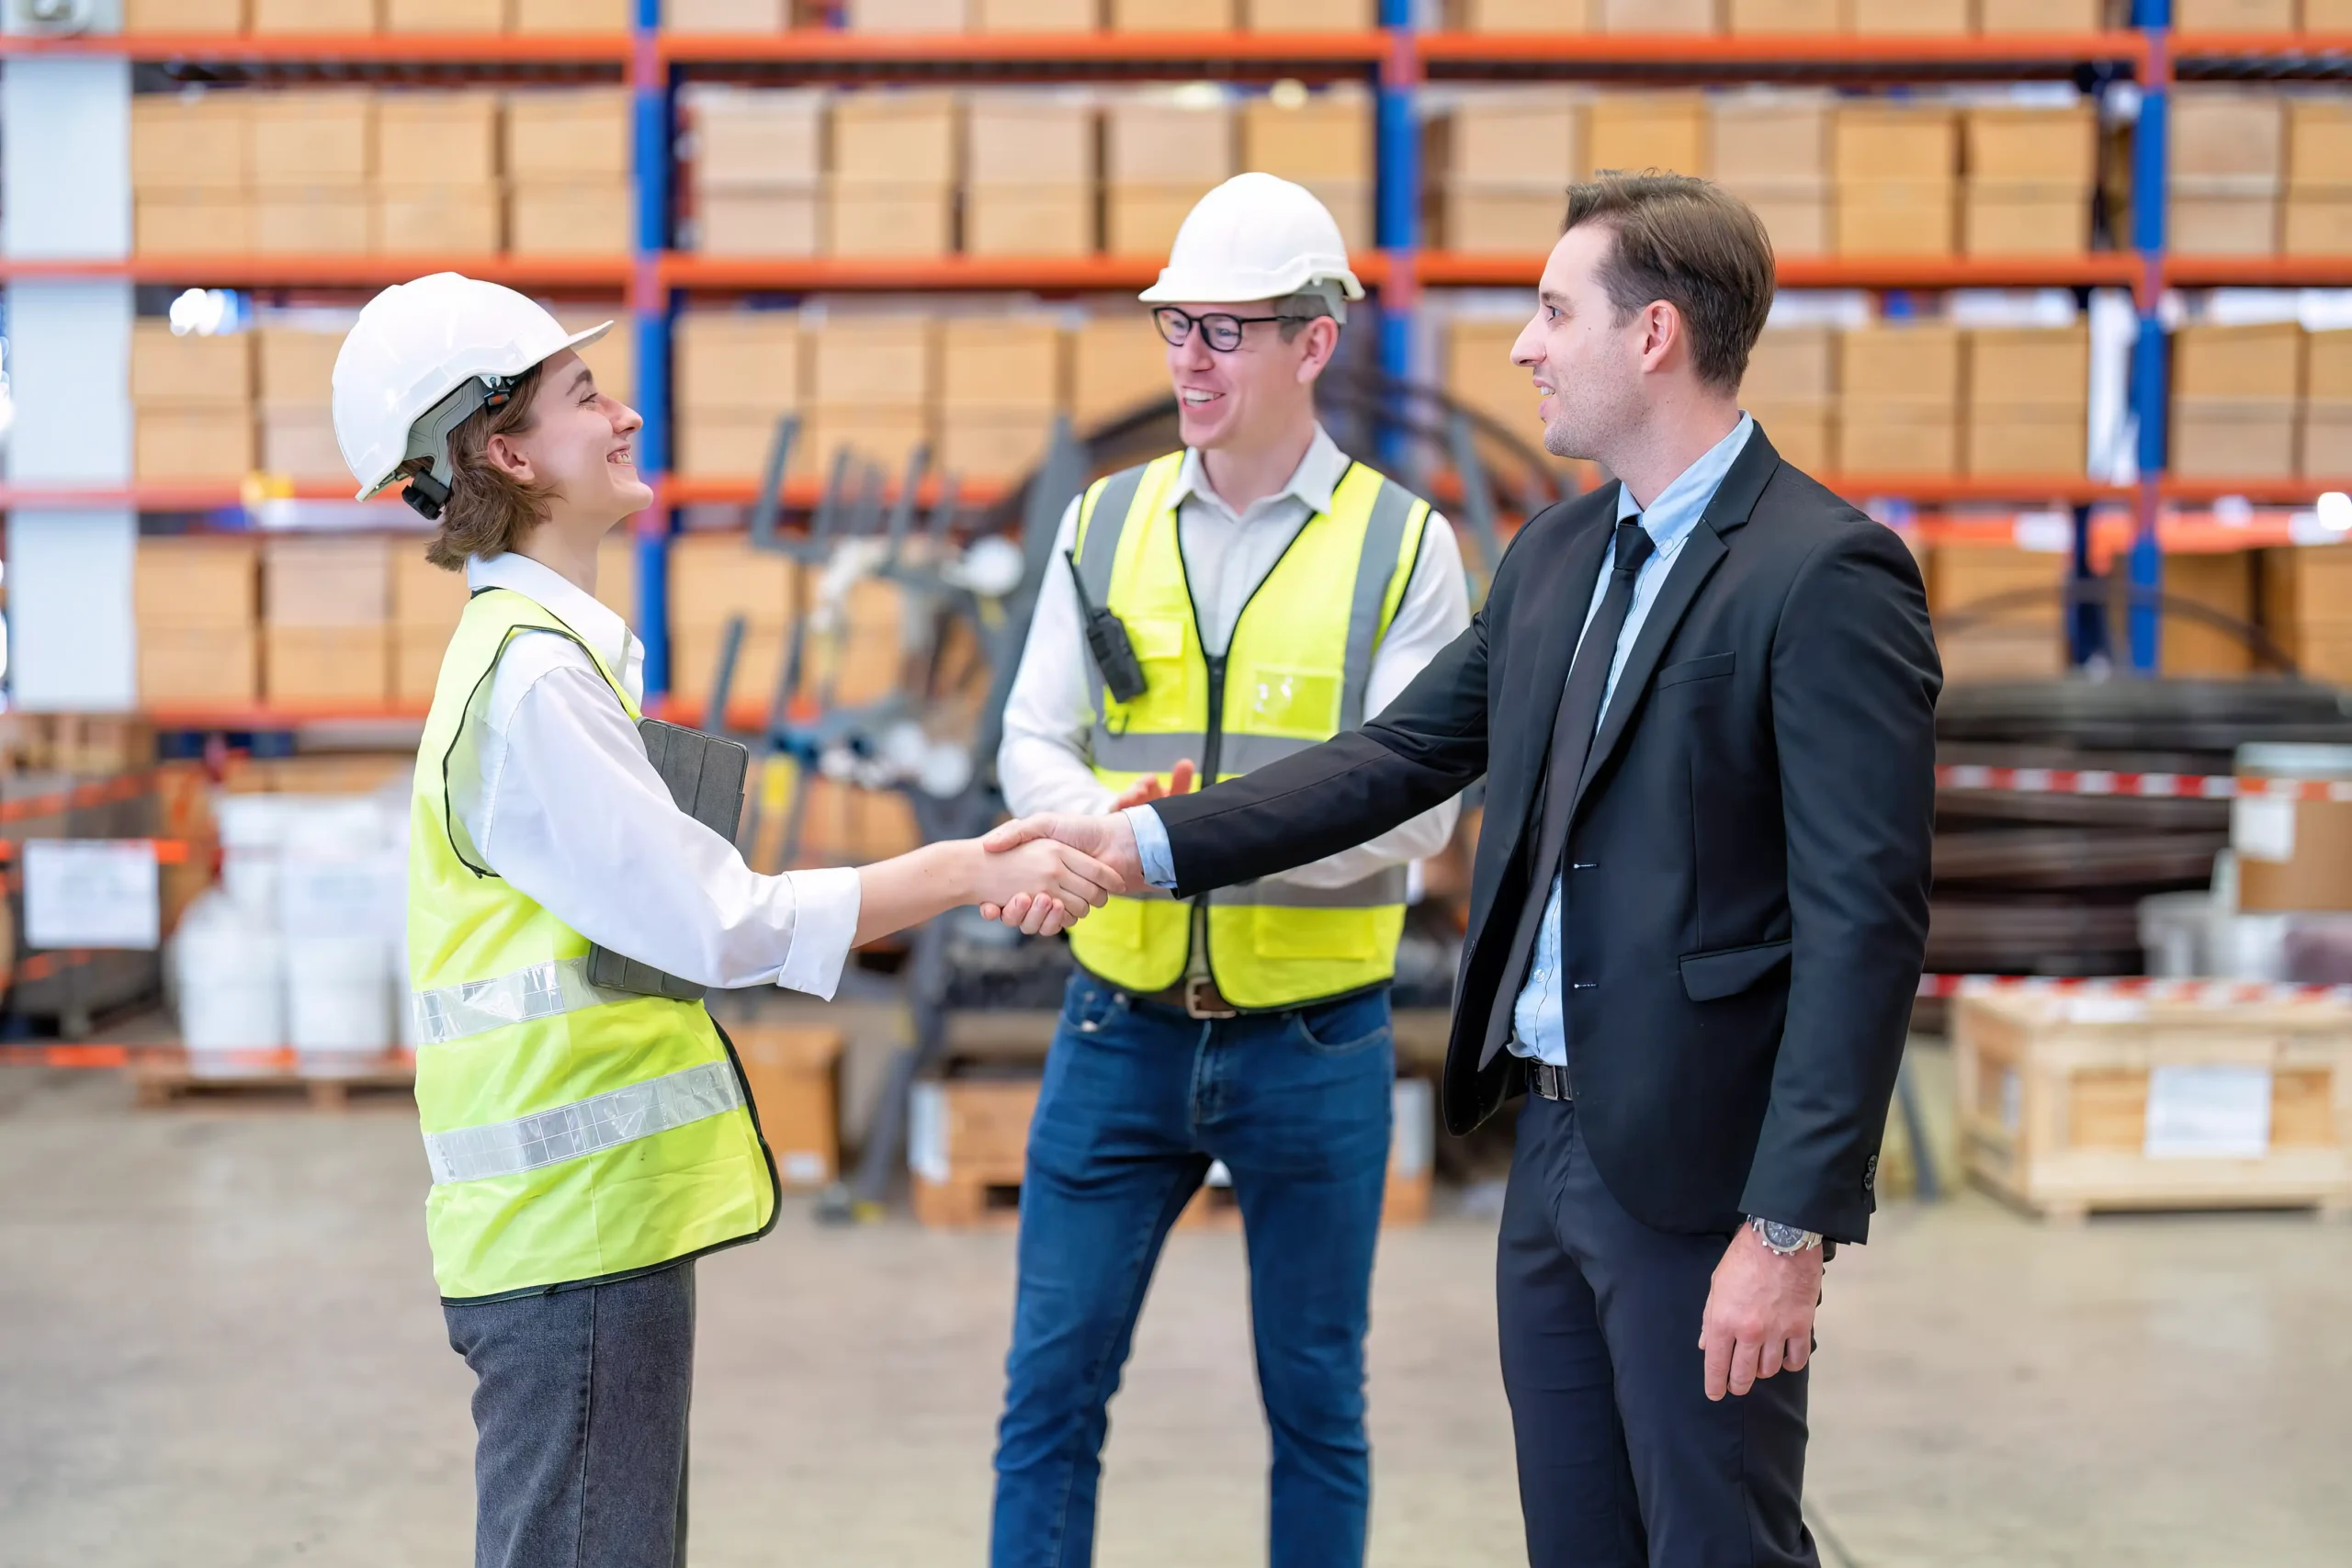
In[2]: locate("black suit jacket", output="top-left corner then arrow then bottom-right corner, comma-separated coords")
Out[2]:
1149,428 -> 1939,1243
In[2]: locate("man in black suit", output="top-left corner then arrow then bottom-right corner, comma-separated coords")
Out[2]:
983,173 -> 1939,1565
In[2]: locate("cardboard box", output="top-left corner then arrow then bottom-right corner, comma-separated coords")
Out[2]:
670,533 -> 799,632
940,407 -> 1059,480
137,536 -> 259,627
1242,85 -> 1371,183
1725,0 -> 1836,28
966,184 -> 1095,255
2171,90 -> 2285,181
1589,91 -> 1706,176
677,310 -> 803,413
1849,0 -> 1967,31
1746,401 -> 1833,473
1836,183 -> 1956,255
136,406 -> 256,481
831,90 -> 959,184
1967,412 -> 2086,477
1835,105 -> 1957,184
1928,542 -> 2066,622
1735,185 -> 1830,257
1301,177 -> 1372,253
1248,0 -> 1374,24
140,626 -> 259,707
1839,412 -> 1958,475
2308,0 -> 2352,28
1110,0 -> 1235,26
1446,88 -> 1583,185
250,90 -> 373,186
666,0 -> 789,27
2309,329 -> 2352,402
974,0 -> 1096,27
1744,325 -> 1835,403
1970,327 -> 2090,410
732,1026 -> 845,1190
689,87 -> 826,188
1107,181 -> 1217,255
2173,0 -> 2296,30
383,0 -> 508,28
676,408 -> 805,480
136,191 -> 253,254
810,315 -> 935,408
825,184 -> 955,255
252,187 -> 374,253
1708,95 -> 1830,187
392,548 -> 471,630
1445,318 -> 1535,426
132,321 -> 254,405
941,316 -> 1065,412
125,0 -> 247,29
1444,185 -> 1572,252
1975,0 -> 2107,26
258,407 -> 350,484
2175,321 -> 2303,400
508,182 -> 632,253
265,626 -> 390,705
696,187 -> 822,255
1454,0 -> 1590,26
2171,183 -> 2279,254
266,536 -> 390,627
1967,106 -> 2098,186
1840,321 -> 1960,408
805,406 -> 931,475
2263,546 -> 2352,640
2161,549 -> 2256,678
967,90 -> 1096,186
1596,0 -> 1716,30
505,89 -> 634,184
377,91 -> 502,183
514,0 -> 628,27
844,0 -> 967,28
251,0 -> 374,29
131,94 -> 249,190
2173,400 -> 2299,479
1103,94 -> 1237,185
2286,191 -> 2352,256
1964,185 -> 2091,256
1073,315 -> 1171,424
2306,401 -> 2352,477
672,625 -> 788,713
394,624 -> 450,706
379,185 -> 503,254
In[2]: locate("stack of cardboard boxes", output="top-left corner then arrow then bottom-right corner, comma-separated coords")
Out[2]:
131,322 -> 254,485
1967,327 -> 2091,477
262,539 -> 390,706
125,0 -> 629,33
1709,93 -> 1832,257
251,90 -> 373,254
667,534 -> 797,715
830,90 -> 958,256
1453,0 -> 2115,31
379,90 -> 505,254
1740,326 -> 1837,474
506,88 -> 633,254
1071,313 -> 1176,426
135,538 -> 259,707
2287,99 -> 2352,256
254,328 -> 348,485
2265,546 -> 2352,688
1926,540 -> 2066,683
2172,89 -> 2283,255
1439,88 -> 1582,253
1965,104 -> 2098,255
2305,327 -> 2352,478
392,547 -> 472,707
2172,321 -> 2303,479
941,316 -> 1067,481
685,87 -> 824,255
808,313 -> 937,479
1240,85 -> 1373,253
1105,91 -> 1236,256
675,310 -> 805,481
1835,103 -> 1958,256
131,92 -> 249,254
966,91 -> 1096,255
1840,321 -> 1962,475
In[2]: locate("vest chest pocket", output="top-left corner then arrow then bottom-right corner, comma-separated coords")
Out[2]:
1241,665 -> 1343,736
1114,619 -> 1193,725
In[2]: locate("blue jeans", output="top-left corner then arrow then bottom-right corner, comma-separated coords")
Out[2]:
989,973 -> 1396,1568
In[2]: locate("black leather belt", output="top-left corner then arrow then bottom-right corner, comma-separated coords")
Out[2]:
1525,1058 -> 1574,1102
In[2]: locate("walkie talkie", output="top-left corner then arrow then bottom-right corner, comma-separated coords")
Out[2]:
1065,551 -> 1148,705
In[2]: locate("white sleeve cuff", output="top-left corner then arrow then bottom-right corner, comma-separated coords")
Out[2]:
1125,804 -> 1180,890
775,866 -> 864,1000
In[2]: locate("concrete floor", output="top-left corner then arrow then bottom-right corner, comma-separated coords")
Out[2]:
3,1066 -> 2348,1568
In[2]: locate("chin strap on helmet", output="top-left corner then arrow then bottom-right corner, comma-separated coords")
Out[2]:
393,368 -> 523,524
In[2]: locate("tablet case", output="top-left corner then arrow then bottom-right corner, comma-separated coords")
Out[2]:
584,718 -> 752,1000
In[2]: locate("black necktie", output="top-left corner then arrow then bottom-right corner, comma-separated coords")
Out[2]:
1532,516 -> 1657,874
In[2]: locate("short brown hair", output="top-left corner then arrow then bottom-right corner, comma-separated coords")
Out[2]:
1562,172 -> 1776,392
422,364 -> 553,571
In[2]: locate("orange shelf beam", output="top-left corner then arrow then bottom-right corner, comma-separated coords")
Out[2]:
1417,251 -> 2140,290
1826,474 -> 2133,506
659,29 -> 1387,66
2165,254 -> 2352,288
662,250 -> 1385,291
0,32 -> 632,62
0,254 -> 633,288
1418,30 -> 2146,71
2163,477 -> 2352,505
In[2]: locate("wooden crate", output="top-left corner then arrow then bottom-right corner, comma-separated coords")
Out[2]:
907,1074 -> 1437,1229
132,1049 -> 416,1111
1954,991 -> 2352,1222
731,1023 -> 843,1190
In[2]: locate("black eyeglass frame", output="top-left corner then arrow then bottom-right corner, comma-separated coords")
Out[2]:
1150,306 -> 1317,353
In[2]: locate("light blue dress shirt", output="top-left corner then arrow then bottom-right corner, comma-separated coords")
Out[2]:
1129,418 -> 1758,1073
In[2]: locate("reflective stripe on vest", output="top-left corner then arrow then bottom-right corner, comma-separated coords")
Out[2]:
1064,453 -> 1430,1010
412,954 -> 631,1046
423,1061 -> 746,1185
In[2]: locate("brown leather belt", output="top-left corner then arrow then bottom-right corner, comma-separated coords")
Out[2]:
1138,976 -> 1241,1021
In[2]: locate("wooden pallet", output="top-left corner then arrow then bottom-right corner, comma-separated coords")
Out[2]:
131,1051 -> 415,1111
908,1170 -> 1434,1232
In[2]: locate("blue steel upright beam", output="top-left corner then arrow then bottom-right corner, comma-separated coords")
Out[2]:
2126,0 -> 2172,675
631,0 -> 674,701
1375,3 -> 1419,471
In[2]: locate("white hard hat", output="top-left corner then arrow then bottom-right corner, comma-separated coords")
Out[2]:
1138,173 -> 1364,312
332,272 -> 611,517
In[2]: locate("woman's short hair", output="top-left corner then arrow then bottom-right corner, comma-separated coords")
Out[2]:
422,363 -> 553,571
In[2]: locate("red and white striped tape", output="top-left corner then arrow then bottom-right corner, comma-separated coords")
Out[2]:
1935,765 -> 2352,803
1917,973 -> 2352,1004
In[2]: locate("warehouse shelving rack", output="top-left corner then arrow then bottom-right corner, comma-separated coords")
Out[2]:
4,0 -> 2348,718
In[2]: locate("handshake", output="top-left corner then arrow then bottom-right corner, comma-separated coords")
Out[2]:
967,761 -> 1195,937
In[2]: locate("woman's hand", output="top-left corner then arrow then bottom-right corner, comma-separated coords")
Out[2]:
980,761 -> 1192,927
971,838 -> 1122,937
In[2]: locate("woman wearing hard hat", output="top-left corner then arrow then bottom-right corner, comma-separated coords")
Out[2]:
333,273 -> 1119,1568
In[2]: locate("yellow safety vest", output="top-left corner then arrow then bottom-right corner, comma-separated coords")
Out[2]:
407,586 -> 777,1303
1066,452 -> 1430,1011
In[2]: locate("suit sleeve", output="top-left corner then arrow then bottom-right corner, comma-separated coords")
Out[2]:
1738,521 -> 1941,1242
1150,603 -> 1494,900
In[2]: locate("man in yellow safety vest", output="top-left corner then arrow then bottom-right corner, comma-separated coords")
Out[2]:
987,174 -> 1474,1567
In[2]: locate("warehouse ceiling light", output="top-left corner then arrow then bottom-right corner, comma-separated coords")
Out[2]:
2318,491 -> 2352,534
167,289 -> 234,339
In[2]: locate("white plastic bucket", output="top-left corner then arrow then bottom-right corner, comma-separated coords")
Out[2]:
171,893 -> 285,1077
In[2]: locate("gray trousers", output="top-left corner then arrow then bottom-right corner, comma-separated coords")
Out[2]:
444,1260 -> 697,1568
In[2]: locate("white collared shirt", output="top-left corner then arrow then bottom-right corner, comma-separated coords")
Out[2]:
997,424 -> 1470,890
448,549 -> 862,998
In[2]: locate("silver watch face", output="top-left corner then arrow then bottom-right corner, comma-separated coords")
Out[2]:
1759,1220 -> 1811,1252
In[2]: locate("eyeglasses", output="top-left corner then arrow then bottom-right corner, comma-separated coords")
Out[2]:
1151,307 -> 1312,354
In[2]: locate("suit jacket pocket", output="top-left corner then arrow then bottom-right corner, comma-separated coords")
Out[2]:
1656,650 -> 1735,689
1679,939 -> 1792,1001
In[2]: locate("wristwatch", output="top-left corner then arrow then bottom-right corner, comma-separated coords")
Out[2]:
1748,1216 -> 1824,1257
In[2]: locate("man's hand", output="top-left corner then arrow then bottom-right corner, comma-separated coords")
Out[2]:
1107,759 -> 1197,812
1698,1224 -> 1823,1402
978,811 -> 1145,929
